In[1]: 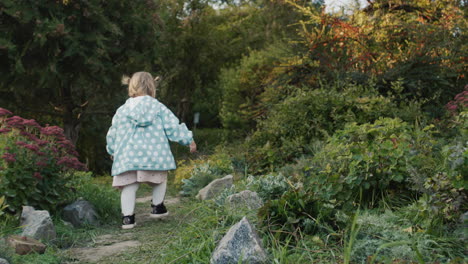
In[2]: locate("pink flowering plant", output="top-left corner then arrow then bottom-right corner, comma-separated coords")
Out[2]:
0,107 -> 86,213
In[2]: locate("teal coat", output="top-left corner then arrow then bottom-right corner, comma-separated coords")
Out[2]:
106,96 -> 193,176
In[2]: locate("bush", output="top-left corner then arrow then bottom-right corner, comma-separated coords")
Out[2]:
246,173 -> 291,201
0,108 -> 86,213
219,42 -> 291,131
246,80 -> 410,172
258,186 -> 335,241
352,210 -> 465,263
248,172 -> 335,239
308,118 -> 436,209
406,139 -> 467,226
177,153 -> 234,197
406,105 -> 467,225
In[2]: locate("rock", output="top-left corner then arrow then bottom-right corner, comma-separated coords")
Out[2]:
63,200 -> 99,227
0,258 -> 9,264
20,206 -> 56,241
6,235 -> 47,255
225,190 -> 263,210
197,175 -> 233,200
210,217 -> 268,264
460,211 -> 468,224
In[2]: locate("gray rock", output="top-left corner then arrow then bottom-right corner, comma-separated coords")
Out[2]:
0,258 -> 9,264
225,190 -> 263,210
210,217 -> 268,264
63,200 -> 99,227
197,175 -> 233,200
461,211 -> 468,224
20,206 -> 56,241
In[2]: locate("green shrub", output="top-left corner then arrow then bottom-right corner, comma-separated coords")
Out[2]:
405,139 -> 467,226
0,108 -> 86,214
352,210 -> 465,263
246,173 -> 291,201
308,118 -> 436,209
219,42 -> 291,131
179,153 -> 234,197
246,80 -> 406,172
258,187 -> 334,240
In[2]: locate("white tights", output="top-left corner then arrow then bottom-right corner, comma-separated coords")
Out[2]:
120,181 -> 167,216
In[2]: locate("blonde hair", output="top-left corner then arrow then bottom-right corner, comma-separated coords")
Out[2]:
122,72 -> 162,98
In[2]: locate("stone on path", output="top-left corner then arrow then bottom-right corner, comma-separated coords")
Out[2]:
71,240 -> 141,263
63,199 -> 100,227
6,235 -> 47,255
197,175 -> 233,200
20,206 -> 56,241
0,258 -> 9,264
210,217 -> 268,264
225,190 -> 263,210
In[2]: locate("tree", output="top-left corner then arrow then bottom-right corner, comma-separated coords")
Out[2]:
291,0 -> 466,106
0,0 -> 161,144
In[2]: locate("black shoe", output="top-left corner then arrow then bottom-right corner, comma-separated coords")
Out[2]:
122,214 -> 136,229
150,202 -> 169,218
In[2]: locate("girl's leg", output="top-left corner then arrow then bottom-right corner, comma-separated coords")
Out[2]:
152,181 -> 167,205
121,182 -> 140,216
150,181 -> 168,218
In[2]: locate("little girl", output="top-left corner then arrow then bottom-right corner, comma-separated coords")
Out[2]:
106,72 -> 196,229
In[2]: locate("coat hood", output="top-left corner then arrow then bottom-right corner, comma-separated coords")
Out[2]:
123,96 -> 160,127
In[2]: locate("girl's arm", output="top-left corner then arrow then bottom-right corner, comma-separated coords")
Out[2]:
161,106 -> 193,146
106,114 -> 119,155
189,140 -> 197,153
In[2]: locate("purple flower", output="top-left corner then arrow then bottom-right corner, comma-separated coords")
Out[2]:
22,119 -> 40,129
33,172 -> 43,180
58,139 -> 79,156
35,139 -> 49,146
1,153 -> 16,163
20,131 -> 39,142
0,128 -> 11,134
36,160 -> 47,167
41,126 -> 65,139
16,141 -> 27,147
0,108 -> 12,117
51,146 -> 58,153
446,103 -> 457,111
6,116 -> 25,129
23,144 -> 40,152
36,151 -> 46,156
57,156 -> 87,171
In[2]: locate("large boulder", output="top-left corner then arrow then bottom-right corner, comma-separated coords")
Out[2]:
63,199 -> 100,227
0,258 -> 9,264
210,217 -> 268,264
6,235 -> 47,255
20,206 -> 56,241
197,175 -> 233,200
225,190 -> 263,210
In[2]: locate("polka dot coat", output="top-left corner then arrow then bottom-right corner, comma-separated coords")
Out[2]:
106,96 -> 193,176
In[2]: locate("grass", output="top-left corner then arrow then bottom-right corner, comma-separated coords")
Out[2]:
2,179 -> 465,263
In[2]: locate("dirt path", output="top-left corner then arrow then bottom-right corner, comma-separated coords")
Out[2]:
66,196 -> 180,264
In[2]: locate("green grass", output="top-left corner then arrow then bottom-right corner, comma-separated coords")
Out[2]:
93,199 -> 240,264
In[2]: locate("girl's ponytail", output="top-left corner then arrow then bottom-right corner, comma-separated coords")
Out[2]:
121,75 -> 131,85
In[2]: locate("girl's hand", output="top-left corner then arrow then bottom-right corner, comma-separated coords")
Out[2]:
189,140 -> 197,153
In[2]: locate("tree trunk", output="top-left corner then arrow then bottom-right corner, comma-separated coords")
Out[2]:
60,82 -> 82,145
63,115 -> 81,145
